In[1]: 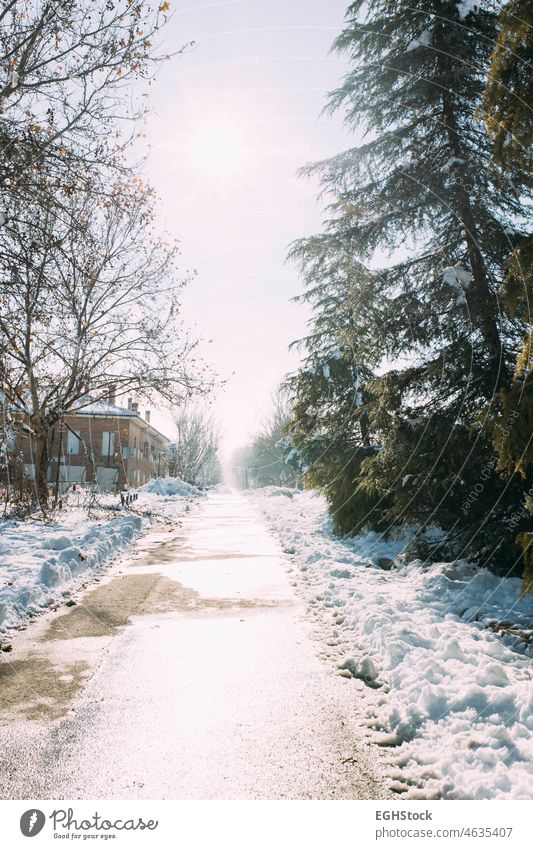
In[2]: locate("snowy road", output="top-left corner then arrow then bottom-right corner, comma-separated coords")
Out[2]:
0,491 -> 388,799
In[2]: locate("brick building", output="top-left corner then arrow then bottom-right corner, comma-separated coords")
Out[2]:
17,398 -> 171,493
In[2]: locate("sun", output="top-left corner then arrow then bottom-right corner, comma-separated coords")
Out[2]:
186,122 -> 247,177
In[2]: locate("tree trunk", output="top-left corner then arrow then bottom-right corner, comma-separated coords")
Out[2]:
32,421 -> 50,512
360,410 -> 371,448
441,94 -> 507,390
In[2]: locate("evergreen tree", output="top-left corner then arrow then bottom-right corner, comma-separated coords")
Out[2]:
286,261 -> 384,533
483,0 -> 533,585
289,0 -> 531,568
483,0 -> 533,176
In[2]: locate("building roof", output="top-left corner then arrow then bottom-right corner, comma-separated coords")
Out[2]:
71,398 -> 170,444
73,398 -> 137,418
0,394 -> 171,445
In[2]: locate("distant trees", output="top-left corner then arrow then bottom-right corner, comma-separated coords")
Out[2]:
0,1 -> 210,510
233,387 -> 303,489
167,406 -> 221,487
288,0 -> 532,571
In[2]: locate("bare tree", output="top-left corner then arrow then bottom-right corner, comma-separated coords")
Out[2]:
0,1 -> 212,511
0,0 -> 187,201
0,180 -> 213,508
168,405 -> 221,487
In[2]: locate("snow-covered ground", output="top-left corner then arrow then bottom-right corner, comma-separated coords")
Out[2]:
251,487 -> 533,800
0,477 -> 201,637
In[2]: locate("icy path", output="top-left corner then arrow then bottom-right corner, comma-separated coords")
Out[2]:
0,491 -> 388,799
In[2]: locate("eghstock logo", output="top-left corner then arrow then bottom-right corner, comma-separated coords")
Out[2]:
20,810 -> 46,837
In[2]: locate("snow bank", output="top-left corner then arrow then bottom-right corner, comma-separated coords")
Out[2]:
251,487 -> 533,800
0,514 -> 141,633
0,476 -> 203,635
138,476 -> 200,498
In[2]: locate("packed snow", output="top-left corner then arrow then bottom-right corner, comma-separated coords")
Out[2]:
0,477 -> 202,636
0,514 -> 141,633
443,263 -> 473,305
138,476 -> 200,498
251,487 -> 533,800
457,0 -> 481,20
406,29 -> 431,52
441,156 -> 464,172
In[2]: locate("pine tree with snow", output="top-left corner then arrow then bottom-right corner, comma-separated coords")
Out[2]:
483,1 -> 533,585
286,260 -> 385,533
483,0 -> 532,481
290,0 -> 531,567
483,0 -> 533,177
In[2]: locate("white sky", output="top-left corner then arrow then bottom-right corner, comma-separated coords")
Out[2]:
144,0 -> 352,457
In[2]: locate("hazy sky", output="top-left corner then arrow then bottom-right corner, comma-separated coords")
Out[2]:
145,0 -> 352,456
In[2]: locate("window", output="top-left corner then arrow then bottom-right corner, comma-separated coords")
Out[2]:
102,432 -> 116,457
122,446 -> 132,459
67,430 -> 80,455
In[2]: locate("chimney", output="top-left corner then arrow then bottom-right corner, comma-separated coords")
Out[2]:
127,397 -> 133,410
108,384 -> 116,405
145,410 -> 151,424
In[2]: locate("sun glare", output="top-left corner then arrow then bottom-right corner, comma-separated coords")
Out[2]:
187,122 -> 247,177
